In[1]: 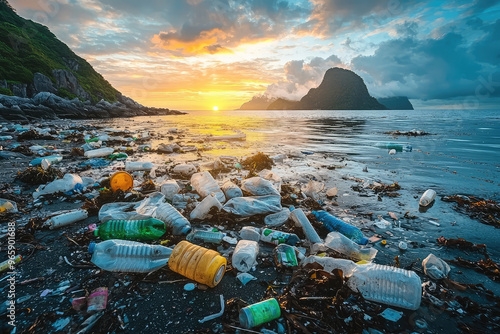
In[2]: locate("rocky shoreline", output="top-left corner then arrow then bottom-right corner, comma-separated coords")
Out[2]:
0,92 -> 185,121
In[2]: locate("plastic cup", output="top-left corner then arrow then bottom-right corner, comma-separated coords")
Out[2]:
110,171 -> 133,192
239,298 -> 281,328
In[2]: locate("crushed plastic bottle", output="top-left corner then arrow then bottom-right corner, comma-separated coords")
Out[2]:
189,193 -> 223,220
191,171 -> 226,203
223,195 -> 282,217
222,181 -> 243,199
33,174 -> 83,199
160,180 -> 180,201
312,232 -> 377,261
154,203 -> 192,235
89,239 -> 172,273
94,218 -> 167,240
232,240 -> 259,272
264,209 -> 290,227
290,207 -> 322,244
312,210 -> 368,245
240,226 -> 261,242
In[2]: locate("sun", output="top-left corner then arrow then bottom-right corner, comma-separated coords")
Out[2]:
212,106 -> 219,111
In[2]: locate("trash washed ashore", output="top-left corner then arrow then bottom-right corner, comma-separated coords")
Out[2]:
0,117 -> 499,334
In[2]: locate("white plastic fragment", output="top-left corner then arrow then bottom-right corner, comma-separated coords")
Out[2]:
199,295 -> 225,323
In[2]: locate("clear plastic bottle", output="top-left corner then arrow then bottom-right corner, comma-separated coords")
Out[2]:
240,226 -> 261,242
94,218 -> 166,240
125,161 -> 154,171
186,230 -> 225,244
191,171 -> 226,203
160,180 -> 180,201
154,203 -> 192,235
232,240 -> 259,272
312,211 -> 368,245
89,239 -> 172,273
290,207 -> 322,244
84,147 -> 114,158
313,232 -> 377,261
419,189 -> 436,206
348,263 -> 422,310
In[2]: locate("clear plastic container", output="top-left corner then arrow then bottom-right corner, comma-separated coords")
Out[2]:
222,181 -> 243,199
89,239 -> 172,273
419,189 -> 436,206
313,232 -> 377,261
312,211 -> 368,245
232,240 -> 259,272
186,230 -> 225,244
348,263 -> 422,310
48,209 -> 88,230
290,208 -> 322,244
160,180 -> 180,201
154,203 -> 192,235
84,147 -> 114,158
125,161 -> 154,171
240,226 -> 261,242
29,155 -> 63,167
189,193 -> 222,220
190,171 -> 226,203
94,218 -> 166,240
33,174 -> 83,199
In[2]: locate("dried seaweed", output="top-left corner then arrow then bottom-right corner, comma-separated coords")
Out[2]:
443,195 -> 500,227
448,257 -> 500,281
17,130 -> 56,141
437,236 -> 487,253
16,167 -> 64,185
241,152 -> 274,172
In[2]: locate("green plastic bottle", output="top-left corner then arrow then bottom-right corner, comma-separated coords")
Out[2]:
95,218 -> 167,240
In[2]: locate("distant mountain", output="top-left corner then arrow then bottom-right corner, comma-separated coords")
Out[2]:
239,95 -> 276,110
377,96 -> 414,110
267,68 -> 386,110
0,0 -> 179,120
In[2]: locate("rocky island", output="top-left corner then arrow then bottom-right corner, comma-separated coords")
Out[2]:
0,1 -> 182,121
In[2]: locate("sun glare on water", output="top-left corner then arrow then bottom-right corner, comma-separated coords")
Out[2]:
213,106 -> 219,111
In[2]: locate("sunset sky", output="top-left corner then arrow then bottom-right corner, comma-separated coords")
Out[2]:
11,0 -> 500,110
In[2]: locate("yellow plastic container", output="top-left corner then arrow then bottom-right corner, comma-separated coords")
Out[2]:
168,241 -> 226,288
110,171 -> 133,192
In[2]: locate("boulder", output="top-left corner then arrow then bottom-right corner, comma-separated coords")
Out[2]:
10,82 -> 28,98
52,69 -> 91,101
32,73 -> 57,95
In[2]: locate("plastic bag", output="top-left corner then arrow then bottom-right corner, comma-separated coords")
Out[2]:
241,177 -> 280,196
223,195 -> 282,217
301,180 -> 325,199
422,253 -> 450,280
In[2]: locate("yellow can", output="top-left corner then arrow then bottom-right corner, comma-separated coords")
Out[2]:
168,241 -> 227,288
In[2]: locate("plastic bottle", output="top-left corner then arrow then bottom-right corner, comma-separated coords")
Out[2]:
240,226 -> 261,242
312,211 -> 368,245
375,142 -> 412,152
239,298 -> 281,329
29,155 -> 63,167
189,193 -> 223,220
168,241 -> 227,287
260,228 -> 300,246
273,244 -> 298,268
290,207 -> 322,244
125,161 -> 154,172
48,209 -> 88,230
89,239 -> 172,273
186,230 -> 225,244
108,152 -> 128,161
232,240 -> 259,272
264,209 -> 290,227
419,189 -> 436,206
313,232 -> 377,261
84,147 -> 114,158
191,171 -> 226,203
33,174 -> 83,199
94,218 -> 166,240
160,180 -> 180,201
172,164 -> 197,176
222,181 -> 243,199
347,263 -> 422,310
154,203 -> 192,235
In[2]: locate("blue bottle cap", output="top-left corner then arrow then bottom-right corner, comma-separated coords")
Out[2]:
88,242 -> 96,254
289,206 -> 295,211
359,237 -> 369,245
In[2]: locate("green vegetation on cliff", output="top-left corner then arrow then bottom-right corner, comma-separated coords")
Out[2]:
0,0 -> 118,102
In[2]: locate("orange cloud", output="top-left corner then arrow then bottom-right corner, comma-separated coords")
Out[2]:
152,28 -> 234,56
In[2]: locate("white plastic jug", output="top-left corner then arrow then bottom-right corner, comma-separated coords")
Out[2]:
232,240 -> 259,272
191,171 -> 226,203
